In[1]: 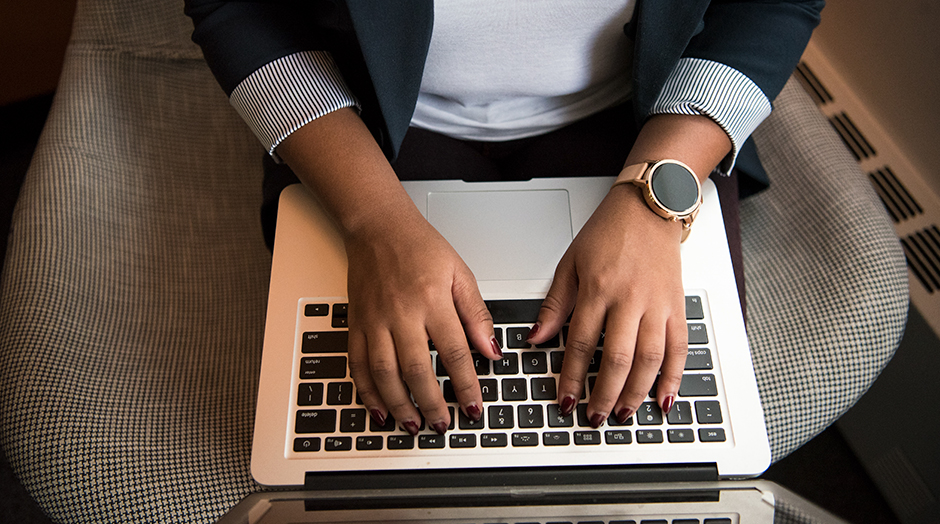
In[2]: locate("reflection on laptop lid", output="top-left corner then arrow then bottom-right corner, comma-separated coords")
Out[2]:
251,176 -> 769,492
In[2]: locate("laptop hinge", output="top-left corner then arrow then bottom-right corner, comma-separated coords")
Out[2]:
304,463 -> 718,491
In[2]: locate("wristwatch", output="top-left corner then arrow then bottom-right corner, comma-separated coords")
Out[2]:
613,159 -> 702,243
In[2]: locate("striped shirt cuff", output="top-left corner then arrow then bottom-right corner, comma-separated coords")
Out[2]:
649,57 -> 772,175
230,50 -> 359,160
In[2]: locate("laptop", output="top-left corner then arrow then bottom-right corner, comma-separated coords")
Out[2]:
247,176 -> 771,520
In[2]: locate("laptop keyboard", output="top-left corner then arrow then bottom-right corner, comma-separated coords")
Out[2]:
290,293 -> 730,456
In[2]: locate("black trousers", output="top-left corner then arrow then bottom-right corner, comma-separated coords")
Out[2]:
261,103 -> 746,317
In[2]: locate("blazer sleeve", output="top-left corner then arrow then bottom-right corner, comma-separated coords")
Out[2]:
647,0 -> 824,175
185,0 -> 359,157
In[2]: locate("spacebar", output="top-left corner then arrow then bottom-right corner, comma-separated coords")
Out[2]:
484,299 -> 543,324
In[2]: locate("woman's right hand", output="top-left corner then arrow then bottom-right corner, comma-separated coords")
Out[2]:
277,108 -> 500,436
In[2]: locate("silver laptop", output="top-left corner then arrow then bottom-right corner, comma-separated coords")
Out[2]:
251,176 -> 770,492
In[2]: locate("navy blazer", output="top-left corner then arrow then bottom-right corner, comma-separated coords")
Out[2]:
187,0 -> 824,191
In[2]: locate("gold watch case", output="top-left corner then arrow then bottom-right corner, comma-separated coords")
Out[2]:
613,159 -> 702,242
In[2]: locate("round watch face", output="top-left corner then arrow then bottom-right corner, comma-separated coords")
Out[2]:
649,162 -> 699,214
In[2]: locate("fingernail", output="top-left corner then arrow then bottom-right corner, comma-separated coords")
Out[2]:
526,322 -> 541,342
616,407 -> 635,424
560,395 -> 577,416
662,395 -> 675,416
370,409 -> 386,427
403,421 -> 420,436
490,336 -> 503,357
432,421 -> 448,436
590,413 -> 607,429
465,403 -> 482,422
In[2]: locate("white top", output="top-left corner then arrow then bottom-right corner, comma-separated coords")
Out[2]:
411,0 -> 636,141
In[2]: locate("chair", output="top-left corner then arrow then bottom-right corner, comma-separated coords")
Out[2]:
0,0 -> 908,521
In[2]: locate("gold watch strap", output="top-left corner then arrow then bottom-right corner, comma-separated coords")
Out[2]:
613,161 -> 700,243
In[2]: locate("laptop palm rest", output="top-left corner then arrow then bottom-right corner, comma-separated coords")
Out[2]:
427,190 -> 572,281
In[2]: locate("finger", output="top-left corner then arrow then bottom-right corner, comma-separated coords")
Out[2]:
528,254 -> 577,345
584,304 -> 639,428
394,326 -> 451,435
656,311 -> 689,415
365,329 -> 422,436
428,309 -> 484,423
557,295 -> 605,416
346,327 -> 389,427
451,266 -> 500,360
613,313 -> 666,423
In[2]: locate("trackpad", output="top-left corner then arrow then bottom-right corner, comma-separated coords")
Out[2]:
427,190 -> 573,281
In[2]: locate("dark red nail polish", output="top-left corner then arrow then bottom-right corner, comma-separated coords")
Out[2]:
590,413 -> 606,429
370,409 -> 386,427
403,421 -> 420,436
526,322 -> 541,341
466,403 -> 482,422
490,336 -> 503,357
662,395 -> 675,415
432,421 -> 448,436
560,395 -> 577,416
616,407 -> 635,424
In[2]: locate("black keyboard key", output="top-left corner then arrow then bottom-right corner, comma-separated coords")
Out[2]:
494,353 -> 519,374
667,429 -> 695,443
293,437 -> 321,452
324,436 -> 352,451
331,303 -> 348,329
699,428 -> 727,442
607,410 -> 633,427
551,351 -> 565,373
458,410 -> 485,430
636,429 -> 664,444
687,323 -> 708,344
574,431 -> 602,445
450,434 -> 476,448
636,402 -> 663,425
297,383 -> 324,406
387,435 -> 415,449
547,404 -> 574,427
304,303 -> 329,317
485,299 -> 541,324
442,379 -> 457,402
435,354 -> 448,377
492,327 -> 503,349
518,405 -> 544,428
605,430 -> 632,444
502,378 -> 528,401
685,348 -> 713,370
695,401 -> 723,424
370,413 -> 396,432
327,382 -> 354,405
680,374 -> 718,397
295,410 -> 336,433
704,519 -> 732,524
522,351 -> 548,374
481,433 -> 508,447
667,401 -> 694,424
300,356 -> 347,379
531,377 -> 557,400
543,432 -> 570,446
473,353 -> 491,375
511,432 -> 539,447
685,296 -> 704,320
418,435 -> 446,449
356,435 -> 383,450
339,408 -> 367,432
488,405 -> 514,429
506,327 -> 530,349
302,331 -> 348,353
576,404 -> 591,427
480,378 -> 499,401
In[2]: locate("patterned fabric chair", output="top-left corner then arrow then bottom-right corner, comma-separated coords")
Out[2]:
0,0 -> 908,522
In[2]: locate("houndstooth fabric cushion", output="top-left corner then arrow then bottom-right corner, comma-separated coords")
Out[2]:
0,0 -> 907,522
745,80 -> 909,462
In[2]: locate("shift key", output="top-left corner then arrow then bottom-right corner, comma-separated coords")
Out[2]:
300,356 -> 347,379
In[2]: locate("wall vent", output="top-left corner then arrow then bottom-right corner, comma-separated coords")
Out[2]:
869,166 -> 924,223
798,44 -> 940,337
